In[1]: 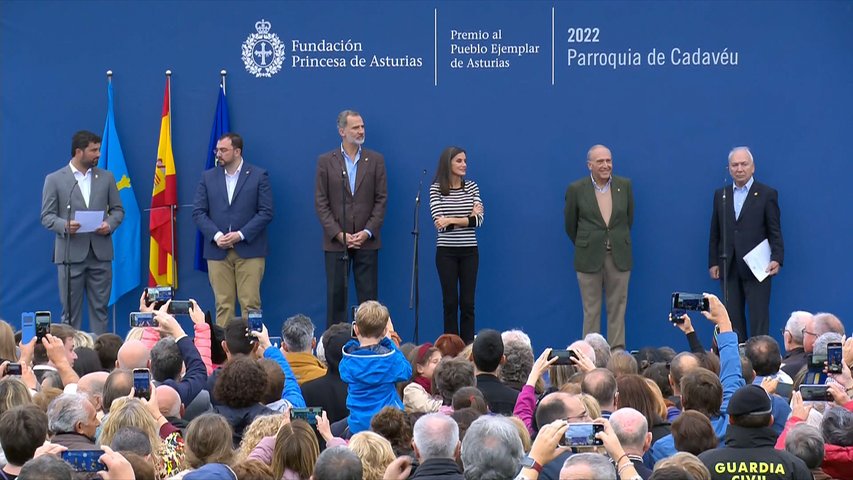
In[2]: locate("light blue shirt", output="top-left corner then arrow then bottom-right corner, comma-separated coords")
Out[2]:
733,176 -> 753,220
341,144 -> 361,194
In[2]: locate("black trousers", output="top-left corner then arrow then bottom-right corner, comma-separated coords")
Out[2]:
436,246 -> 478,343
722,266 -> 771,342
325,249 -> 379,328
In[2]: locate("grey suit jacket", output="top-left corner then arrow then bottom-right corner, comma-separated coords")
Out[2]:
41,165 -> 124,264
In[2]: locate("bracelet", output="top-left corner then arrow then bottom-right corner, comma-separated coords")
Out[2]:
615,453 -> 628,466
618,461 -> 636,476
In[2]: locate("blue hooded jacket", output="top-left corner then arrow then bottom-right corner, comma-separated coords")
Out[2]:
339,337 -> 412,434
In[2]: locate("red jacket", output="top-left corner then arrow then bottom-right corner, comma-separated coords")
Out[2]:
775,400 -> 853,480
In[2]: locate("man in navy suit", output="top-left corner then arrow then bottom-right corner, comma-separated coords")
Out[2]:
709,147 -> 784,341
193,133 -> 273,326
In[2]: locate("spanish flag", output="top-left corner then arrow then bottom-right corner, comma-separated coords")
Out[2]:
149,75 -> 177,287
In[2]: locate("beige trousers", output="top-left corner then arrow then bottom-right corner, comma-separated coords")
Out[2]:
207,249 -> 265,326
576,251 -> 630,349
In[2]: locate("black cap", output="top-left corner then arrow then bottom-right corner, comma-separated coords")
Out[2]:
727,384 -> 773,416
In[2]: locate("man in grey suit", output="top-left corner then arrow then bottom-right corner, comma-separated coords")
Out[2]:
41,131 -> 124,333
315,110 -> 387,327
565,144 -> 634,349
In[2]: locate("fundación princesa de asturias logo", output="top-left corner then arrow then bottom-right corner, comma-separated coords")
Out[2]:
242,19 -> 285,78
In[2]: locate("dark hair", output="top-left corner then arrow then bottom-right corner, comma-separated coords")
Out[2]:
214,356 -> 268,408
471,329 -> 503,372
649,466 -> 696,480
321,323 -> 351,372
433,357 -> 476,404
219,132 -> 243,152
696,351 -> 720,376
680,368 -> 723,418
70,130 -> 101,157
18,454 -> 74,479
185,413 -> 235,468
210,323 -> 227,365
452,386 -> 488,414
434,334 -> 466,357
35,324 -> 76,365
643,362 -> 674,398
150,338 -> 183,382
633,347 -> 664,373
731,412 -> 773,428
744,335 -> 782,376
224,318 -> 254,356
369,407 -> 413,457
607,351 -> 639,377
616,374 -> 664,428
72,347 -> 102,377
102,369 -> 132,414
740,356 -> 755,385
110,426 -> 152,456
118,451 -> 156,480
0,405 -> 49,466
232,459 -> 275,480
451,407 -> 483,442
258,358 -> 285,404
535,393 -> 571,430
671,410 -> 718,456
433,146 -> 467,196
94,333 -> 123,371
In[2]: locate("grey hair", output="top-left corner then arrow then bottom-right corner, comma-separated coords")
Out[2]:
501,329 -> 531,347
313,446 -> 363,480
47,393 -> 90,435
813,332 -> 844,357
821,406 -> 853,447
282,314 -> 315,352
812,312 -> 845,337
110,426 -> 153,457
499,340 -> 534,387
784,311 -> 812,345
561,453 -> 617,480
610,407 -> 648,450
728,146 -> 754,163
586,144 -> 610,162
568,340 -> 597,364
461,416 -> 523,480
17,454 -> 74,480
150,337 -> 183,381
316,332 -> 327,365
336,110 -> 361,130
413,413 -> 459,460
784,423 -> 824,469
584,333 -> 611,368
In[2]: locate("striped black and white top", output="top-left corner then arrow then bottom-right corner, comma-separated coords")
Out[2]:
429,180 -> 484,247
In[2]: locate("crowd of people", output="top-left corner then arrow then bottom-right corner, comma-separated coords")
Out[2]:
0,292 -> 850,480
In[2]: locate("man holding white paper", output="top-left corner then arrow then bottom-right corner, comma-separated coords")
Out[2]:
41,131 -> 124,333
708,147 -> 783,341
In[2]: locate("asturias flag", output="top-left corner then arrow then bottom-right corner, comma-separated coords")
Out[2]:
149,77 -> 177,287
194,79 -> 231,272
102,82 -> 141,305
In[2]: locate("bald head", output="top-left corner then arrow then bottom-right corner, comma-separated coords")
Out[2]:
156,385 -> 182,418
669,352 -> 699,395
610,408 -> 650,454
78,371 -> 109,412
117,340 -> 150,369
536,392 -> 587,429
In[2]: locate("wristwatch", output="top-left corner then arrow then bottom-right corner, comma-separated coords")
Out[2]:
520,456 -> 543,473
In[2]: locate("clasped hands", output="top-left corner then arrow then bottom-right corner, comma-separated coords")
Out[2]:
216,232 -> 242,249
337,230 -> 369,249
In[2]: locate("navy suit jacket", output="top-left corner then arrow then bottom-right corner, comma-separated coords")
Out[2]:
708,179 -> 783,278
192,161 -> 273,260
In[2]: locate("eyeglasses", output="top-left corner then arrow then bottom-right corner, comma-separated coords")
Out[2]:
566,409 -> 588,421
802,328 -> 817,338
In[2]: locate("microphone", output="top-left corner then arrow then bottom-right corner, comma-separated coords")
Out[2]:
66,180 -> 80,236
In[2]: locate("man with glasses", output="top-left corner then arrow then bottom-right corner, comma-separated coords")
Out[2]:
533,392 -> 592,480
193,132 -> 273,326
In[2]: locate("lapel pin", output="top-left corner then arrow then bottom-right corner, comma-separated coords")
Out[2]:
617,188 -> 621,192
364,157 -> 369,163
754,192 -> 758,196
95,174 -> 99,179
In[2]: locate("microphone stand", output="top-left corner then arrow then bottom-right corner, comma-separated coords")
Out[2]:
720,177 -> 729,308
341,168 -> 350,322
409,170 -> 427,343
63,181 -> 79,326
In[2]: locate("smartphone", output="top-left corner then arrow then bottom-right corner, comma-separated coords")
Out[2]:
6,363 -> 22,376
350,305 -> 358,322
35,311 -> 52,341
133,368 -> 151,400
808,354 -> 828,371
129,312 -> 158,328
168,300 -> 192,315
146,286 -> 173,304
248,310 -> 263,333
561,423 -> 604,447
548,349 -> 578,366
672,292 -> 709,312
21,312 -> 36,344
291,407 -> 323,425
669,311 -> 686,324
61,450 -> 106,472
800,384 -> 831,402
827,342 -> 843,374
269,336 -> 283,348
350,321 -> 357,338
738,343 -> 747,357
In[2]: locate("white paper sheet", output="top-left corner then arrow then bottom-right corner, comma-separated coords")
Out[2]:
74,210 -> 105,233
743,238 -> 771,282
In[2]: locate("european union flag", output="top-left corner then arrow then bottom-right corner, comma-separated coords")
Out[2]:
194,80 -> 231,272
102,82 -> 141,305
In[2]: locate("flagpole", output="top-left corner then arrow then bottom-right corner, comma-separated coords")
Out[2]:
221,69 -> 227,95
166,69 -> 177,291
107,69 -> 117,333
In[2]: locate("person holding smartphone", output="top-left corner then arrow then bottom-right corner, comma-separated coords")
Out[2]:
429,146 -> 484,344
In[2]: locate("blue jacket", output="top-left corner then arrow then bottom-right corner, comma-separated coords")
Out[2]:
263,346 -> 306,408
339,337 -> 411,434
648,330 -> 745,465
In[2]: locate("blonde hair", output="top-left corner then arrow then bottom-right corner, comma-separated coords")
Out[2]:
458,344 -> 474,363
73,331 -> 94,349
98,397 -> 163,466
0,320 -> 17,362
355,301 -> 390,339
507,416 -> 532,452
655,452 -> 711,480
0,377 -> 33,415
579,393 -> 602,421
349,431 -> 395,480
125,328 -> 145,342
236,413 -> 285,461
644,378 -> 669,421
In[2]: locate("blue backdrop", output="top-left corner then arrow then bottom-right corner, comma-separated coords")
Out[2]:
2,1 -> 851,352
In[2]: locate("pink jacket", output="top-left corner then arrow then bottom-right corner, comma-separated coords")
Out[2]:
513,384 -> 536,436
142,324 -> 215,375
249,435 -> 347,480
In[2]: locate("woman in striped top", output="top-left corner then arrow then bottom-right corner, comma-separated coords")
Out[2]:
429,146 -> 484,343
